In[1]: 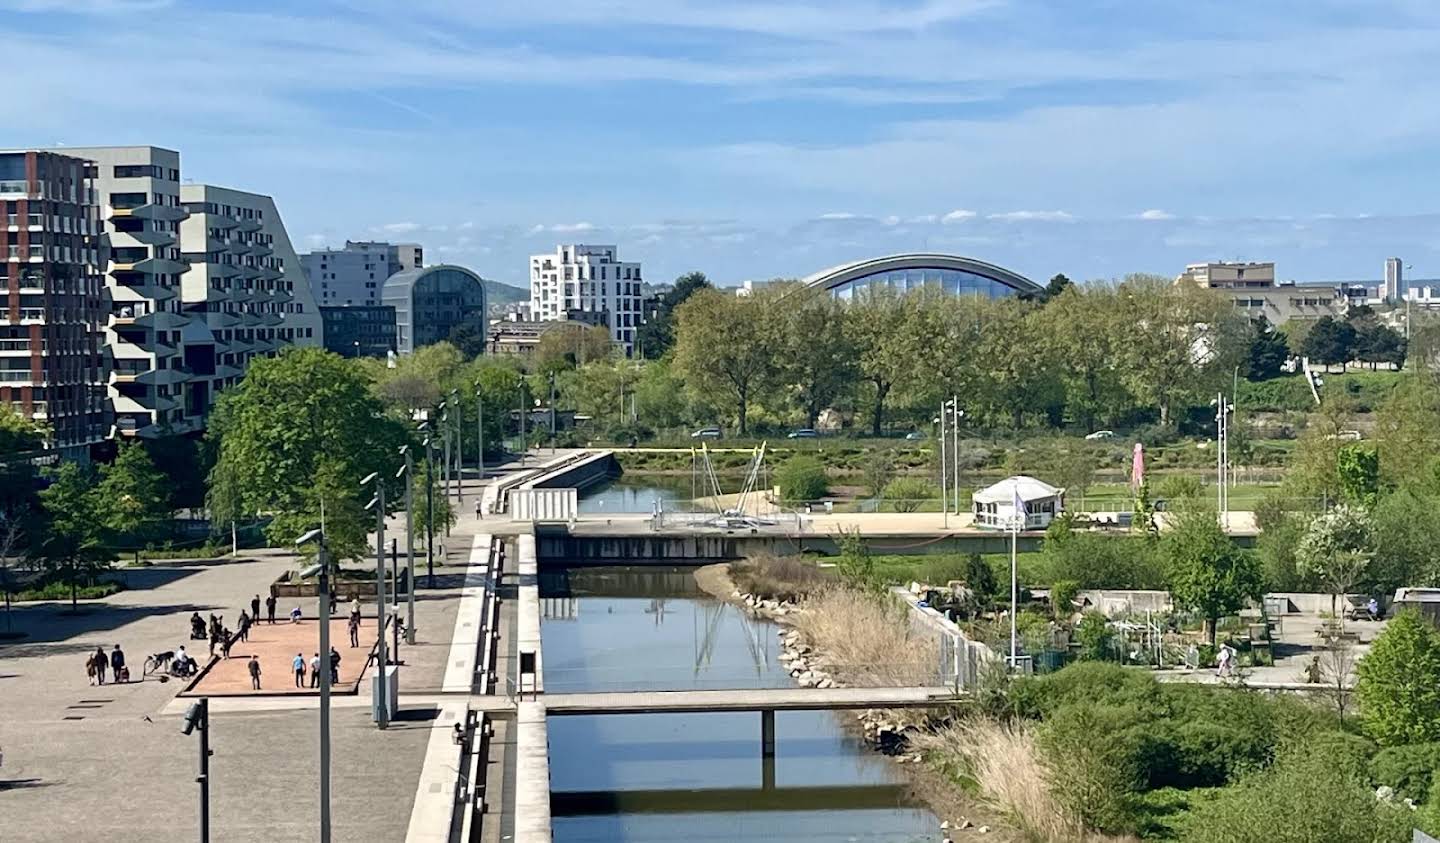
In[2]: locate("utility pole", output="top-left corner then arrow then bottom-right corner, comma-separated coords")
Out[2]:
295,528 -> 333,843
400,447 -> 416,644
951,396 -> 960,515
363,473 -> 389,730
182,697 -> 211,843
449,389 -> 462,503
938,403 -> 948,528
424,434 -> 435,588
476,386 -> 485,493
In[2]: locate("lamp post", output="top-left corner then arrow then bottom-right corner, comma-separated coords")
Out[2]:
449,389 -> 462,503
936,408 -> 947,528
1213,393 -> 1234,530
181,697 -> 211,843
295,528 -> 332,843
475,385 -> 485,500
362,472 -> 390,730
398,446 -> 416,644
950,398 -> 962,515
518,379 -> 528,465
418,421 -> 436,588
548,370 -> 557,453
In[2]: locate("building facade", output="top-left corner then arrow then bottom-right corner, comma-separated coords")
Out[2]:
301,240 -> 423,307
1177,261 -> 1276,289
801,253 -> 1040,299
0,150 -> 111,457
381,264 -> 485,354
1384,257 -> 1404,303
178,184 -> 321,420
64,146 -> 193,438
321,305 -> 396,357
529,244 -> 643,353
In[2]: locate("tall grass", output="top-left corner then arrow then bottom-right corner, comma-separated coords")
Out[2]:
912,719 -> 1134,843
729,551 -> 835,601
790,586 -> 942,688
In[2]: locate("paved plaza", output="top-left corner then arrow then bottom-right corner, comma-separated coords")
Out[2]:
186,618 -> 380,697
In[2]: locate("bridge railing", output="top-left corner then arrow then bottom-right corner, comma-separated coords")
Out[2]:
503,658 -> 960,697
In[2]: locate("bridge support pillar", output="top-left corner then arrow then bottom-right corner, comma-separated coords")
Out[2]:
760,709 -> 776,759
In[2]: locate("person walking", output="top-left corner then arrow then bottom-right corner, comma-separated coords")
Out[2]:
309,652 -> 320,688
293,652 -> 306,688
265,594 -> 277,624
209,625 -> 221,657
349,596 -> 361,624
347,612 -> 360,648
110,645 -> 126,684
250,594 -> 261,624
237,610 -> 251,643
85,653 -> 97,686
93,647 -> 108,685
247,655 -> 262,691
329,647 -> 341,684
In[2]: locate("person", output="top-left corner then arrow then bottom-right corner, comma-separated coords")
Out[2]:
247,655 -> 262,691
85,654 -> 97,686
1216,643 -> 1235,678
190,612 -> 206,640
209,625 -> 221,657
349,596 -> 361,623
1367,597 -> 1381,621
328,592 -> 337,617
110,645 -> 126,684
221,629 -> 235,660
237,610 -> 251,643
329,647 -> 341,684
348,612 -> 360,648
290,605 -> 303,624
475,499 -> 483,520
293,652 -> 306,688
265,594 -> 277,624
93,646 -> 108,685
250,594 -> 261,623
309,652 -> 320,688
175,644 -> 190,676
209,614 -> 222,640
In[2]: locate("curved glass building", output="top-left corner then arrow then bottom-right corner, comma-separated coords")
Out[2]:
381,264 -> 486,354
801,253 -> 1040,300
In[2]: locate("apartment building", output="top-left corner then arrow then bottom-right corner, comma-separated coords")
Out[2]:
178,184 -> 321,417
1384,257 -> 1404,303
301,240 -> 423,306
529,244 -> 642,353
0,150 -> 111,458
1177,261 -> 1276,289
63,146 -> 193,438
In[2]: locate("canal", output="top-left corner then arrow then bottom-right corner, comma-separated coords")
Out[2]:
540,565 -> 939,842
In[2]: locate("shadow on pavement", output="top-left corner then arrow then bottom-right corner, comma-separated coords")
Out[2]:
0,602 -> 215,655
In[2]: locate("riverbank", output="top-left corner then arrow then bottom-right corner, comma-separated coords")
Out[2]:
692,563 -> 1012,840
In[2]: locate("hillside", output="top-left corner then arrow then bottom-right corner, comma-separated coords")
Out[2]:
483,279 -> 529,306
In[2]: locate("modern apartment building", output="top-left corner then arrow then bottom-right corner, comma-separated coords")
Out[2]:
1384,257 -> 1404,303
1177,261 -> 1276,289
529,244 -> 642,353
301,240 -> 423,306
320,305 -> 396,358
64,146 -> 193,439
178,184 -> 321,418
381,264 -> 486,355
0,150 -> 111,458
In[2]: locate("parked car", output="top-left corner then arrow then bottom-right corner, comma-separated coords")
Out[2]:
1084,430 -> 1116,440
691,427 -> 722,439
904,431 -> 926,440
787,428 -> 819,439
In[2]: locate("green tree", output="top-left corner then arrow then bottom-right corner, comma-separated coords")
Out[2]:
1052,447 -> 1098,512
776,292 -> 856,427
1296,505 -> 1373,623
835,527 -> 873,587
535,323 -> 615,370
882,476 -> 934,512
1371,487 -> 1440,594
1302,316 -> 1357,372
97,442 -> 171,560
1335,443 -> 1380,507
446,319 -> 488,358
861,450 -> 896,498
266,458 -> 370,567
0,404 -> 47,455
1035,272 -> 1072,304
1042,284 -> 1134,430
636,270 -> 711,359
1245,318 -> 1291,379
846,289 -> 929,436
206,347 -> 411,559
1356,610 -> 1440,745
775,455 -> 828,502
1373,373 -> 1440,491
36,462 -> 116,608
632,359 -> 688,431
1163,511 -> 1263,644
672,288 -> 776,434
965,552 -> 999,608
1354,323 -> 1406,371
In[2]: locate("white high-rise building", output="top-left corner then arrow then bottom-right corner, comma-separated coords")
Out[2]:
1384,257 -> 1404,303
179,184 -> 321,419
64,146 -> 194,438
529,244 -> 643,353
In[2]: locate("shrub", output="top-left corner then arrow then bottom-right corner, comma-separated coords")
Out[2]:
1370,742 -> 1440,801
1075,612 -> 1115,661
728,552 -> 834,602
775,455 -> 828,502
1356,609 -> 1440,745
1038,702 -> 1143,833
882,476 -> 934,512
1050,579 -> 1080,618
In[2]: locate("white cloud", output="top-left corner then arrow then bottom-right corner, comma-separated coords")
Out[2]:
380,221 -> 422,234
818,212 -> 859,220
1137,209 -> 1175,221
882,215 -> 901,226
907,214 -> 939,224
941,209 -> 977,224
987,210 -> 1074,222
528,222 -> 597,235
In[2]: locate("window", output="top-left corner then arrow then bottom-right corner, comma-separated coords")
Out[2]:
114,164 -> 161,179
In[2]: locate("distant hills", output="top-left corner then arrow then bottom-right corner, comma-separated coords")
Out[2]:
483,279 -> 528,307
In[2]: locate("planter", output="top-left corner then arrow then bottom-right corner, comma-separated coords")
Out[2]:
269,569 -> 411,600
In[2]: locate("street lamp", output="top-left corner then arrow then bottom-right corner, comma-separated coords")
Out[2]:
397,446 -> 416,645
362,472 -> 390,730
449,388 -> 462,503
418,421 -> 436,588
934,411 -> 947,529
294,527 -> 332,843
1212,394 -> 1235,529
475,385 -> 485,505
181,698 -> 212,843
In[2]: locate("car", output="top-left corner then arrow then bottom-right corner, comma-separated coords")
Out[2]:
1084,430 -> 1116,440
690,427 -> 722,439
904,431 -> 925,440
787,429 -> 819,439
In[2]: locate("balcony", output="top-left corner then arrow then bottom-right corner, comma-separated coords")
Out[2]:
111,256 -> 189,276
0,179 -> 35,198
109,203 -> 189,223
234,218 -> 261,233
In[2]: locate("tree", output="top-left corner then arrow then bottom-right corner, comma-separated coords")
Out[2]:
446,319 -> 488,358
1373,373 -> 1440,491
1295,504 -> 1373,625
1039,273 -> 1072,303
1042,284 -> 1133,430
776,293 -> 856,427
1371,487 -> 1440,595
535,323 -> 614,370
1335,444 -> 1379,508
0,404 -> 47,455
672,288 -> 776,435
1052,448 -> 1098,512
97,442 -> 171,561
636,271 -> 711,358
1354,323 -> 1406,371
36,462 -> 116,609
965,552 -> 999,609
775,456 -> 828,502
882,476 -> 934,512
1163,511 -> 1263,644
1245,318 -> 1291,380
0,503 -> 28,631
265,458 -> 369,568
1302,316 -> 1357,372
846,289 -> 928,436
1356,610 -> 1440,745
206,347 -> 411,559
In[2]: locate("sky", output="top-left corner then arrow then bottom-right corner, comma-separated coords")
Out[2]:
9,0 -> 1440,287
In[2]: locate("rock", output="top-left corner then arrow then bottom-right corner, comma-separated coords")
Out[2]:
818,677 -> 834,689
977,826 -> 990,834
959,819 -> 972,830
940,820 -> 950,830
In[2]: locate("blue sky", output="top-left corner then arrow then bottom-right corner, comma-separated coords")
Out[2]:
9,0 -> 1440,286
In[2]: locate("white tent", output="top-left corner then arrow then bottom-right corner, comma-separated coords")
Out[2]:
972,475 -> 1064,530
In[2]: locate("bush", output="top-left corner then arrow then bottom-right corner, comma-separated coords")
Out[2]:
1051,579 -> 1080,618
14,580 -> 123,601
1076,612 -> 1115,661
728,552 -> 834,602
1356,610 -> 1440,745
1038,702 -> 1143,833
1370,742 -> 1440,801
775,455 -> 828,502
882,476 -> 934,512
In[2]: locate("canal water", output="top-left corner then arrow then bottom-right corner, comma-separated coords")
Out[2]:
541,566 -> 939,842
576,477 -> 689,515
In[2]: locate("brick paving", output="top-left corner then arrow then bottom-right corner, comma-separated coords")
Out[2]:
185,618 -> 379,697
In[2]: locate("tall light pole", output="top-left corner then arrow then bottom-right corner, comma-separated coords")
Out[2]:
936,407 -> 947,528
951,398 -> 962,515
475,385 -> 485,496
449,389 -> 462,502
548,370 -> 557,453
518,378 -> 528,465
181,698 -> 211,843
398,447 -> 416,644
362,472 -> 390,730
295,528 -> 332,843
418,422 -> 436,588
1213,393 -> 1234,530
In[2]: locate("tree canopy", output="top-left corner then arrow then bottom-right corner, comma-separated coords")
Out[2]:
1163,510 -> 1263,643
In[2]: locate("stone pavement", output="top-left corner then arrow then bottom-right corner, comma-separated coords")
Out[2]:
185,618 -> 379,697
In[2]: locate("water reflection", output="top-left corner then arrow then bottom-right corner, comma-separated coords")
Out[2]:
578,478 -> 689,514
543,566 -> 939,842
